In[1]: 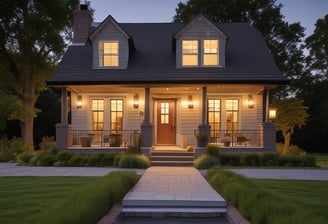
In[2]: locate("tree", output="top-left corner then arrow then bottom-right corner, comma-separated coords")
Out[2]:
272,99 -> 308,154
305,14 -> 328,81
0,0 -> 79,149
173,0 -> 306,98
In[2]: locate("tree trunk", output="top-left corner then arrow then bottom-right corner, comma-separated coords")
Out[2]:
282,130 -> 291,154
21,69 -> 35,150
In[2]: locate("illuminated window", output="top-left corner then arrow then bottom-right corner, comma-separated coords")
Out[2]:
182,40 -> 198,66
203,40 -> 218,66
92,99 -> 104,131
208,99 -> 221,137
99,41 -> 119,67
226,99 -> 239,131
110,99 -> 123,133
160,103 -> 169,124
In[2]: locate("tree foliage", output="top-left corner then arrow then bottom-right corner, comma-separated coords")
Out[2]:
173,0 -> 306,98
305,14 -> 328,81
272,99 -> 308,154
0,0 -> 79,148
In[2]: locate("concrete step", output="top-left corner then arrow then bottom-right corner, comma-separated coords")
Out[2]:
150,151 -> 195,167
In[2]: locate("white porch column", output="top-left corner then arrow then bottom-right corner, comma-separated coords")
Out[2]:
55,87 -> 71,149
197,87 -> 210,154
140,87 -> 153,155
261,88 -> 276,151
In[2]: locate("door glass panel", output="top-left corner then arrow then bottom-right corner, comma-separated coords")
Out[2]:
160,103 -> 169,124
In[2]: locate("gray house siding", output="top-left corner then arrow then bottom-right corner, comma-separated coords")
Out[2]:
91,21 -> 129,69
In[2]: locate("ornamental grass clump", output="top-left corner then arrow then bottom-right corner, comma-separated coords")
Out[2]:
118,154 -> 150,168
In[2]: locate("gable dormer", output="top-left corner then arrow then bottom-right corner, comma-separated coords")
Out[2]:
90,16 -> 134,69
174,14 -> 228,68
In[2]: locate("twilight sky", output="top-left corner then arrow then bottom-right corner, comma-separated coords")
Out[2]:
88,0 -> 328,37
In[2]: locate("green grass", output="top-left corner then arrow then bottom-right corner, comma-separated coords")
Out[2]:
206,167 -> 327,224
310,153 -> 328,167
252,179 -> 328,222
0,172 -> 139,224
0,176 -> 98,224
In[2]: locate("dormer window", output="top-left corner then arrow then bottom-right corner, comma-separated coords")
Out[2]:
203,39 -> 219,66
182,40 -> 198,66
99,41 -> 119,67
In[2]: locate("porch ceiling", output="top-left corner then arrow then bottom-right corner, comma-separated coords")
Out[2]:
67,84 -> 267,95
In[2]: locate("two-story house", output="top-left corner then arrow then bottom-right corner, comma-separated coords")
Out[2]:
47,5 -> 287,155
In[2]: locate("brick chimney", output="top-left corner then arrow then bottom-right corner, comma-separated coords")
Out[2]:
72,4 -> 93,44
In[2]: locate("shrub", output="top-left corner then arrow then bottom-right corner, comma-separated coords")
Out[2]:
35,171 -> 139,224
204,144 -> 220,157
37,154 -> 55,166
219,153 -> 241,166
194,154 -> 220,169
55,150 -> 74,162
260,152 -> 279,166
205,167 -> 324,224
276,143 -> 305,155
29,150 -> 46,166
300,155 -> 316,167
118,154 -> 150,168
241,153 -> 260,166
17,152 -> 34,165
67,154 -> 85,166
279,155 -> 304,166
103,153 -> 116,166
87,153 -> 106,166
39,136 -> 56,153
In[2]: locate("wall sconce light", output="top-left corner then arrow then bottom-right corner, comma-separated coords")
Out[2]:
188,95 -> 193,109
269,107 -> 277,121
248,95 -> 254,109
133,94 -> 139,109
76,95 -> 82,108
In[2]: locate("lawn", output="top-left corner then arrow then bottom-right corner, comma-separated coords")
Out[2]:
0,176 -> 99,224
252,179 -> 328,222
310,153 -> 328,167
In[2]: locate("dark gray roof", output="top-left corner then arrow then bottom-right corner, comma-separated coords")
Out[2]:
47,22 -> 288,85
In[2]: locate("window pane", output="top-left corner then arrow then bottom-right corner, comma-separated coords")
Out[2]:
182,40 -> 198,66
203,40 -> 219,66
101,41 -> 119,67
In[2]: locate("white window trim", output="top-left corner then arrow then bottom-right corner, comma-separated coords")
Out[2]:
99,40 -> 119,67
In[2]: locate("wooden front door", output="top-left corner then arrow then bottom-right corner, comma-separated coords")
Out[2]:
157,100 -> 176,145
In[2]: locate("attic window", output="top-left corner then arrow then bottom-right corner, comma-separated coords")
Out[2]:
203,39 -> 219,66
99,41 -> 119,67
182,40 -> 198,66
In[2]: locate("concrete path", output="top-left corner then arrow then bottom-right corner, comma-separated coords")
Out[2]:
0,162 -> 144,176
122,167 -> 226,216
230,168 -> 328,181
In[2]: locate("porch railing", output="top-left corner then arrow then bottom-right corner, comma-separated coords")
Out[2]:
195,129 -> 261,147
70,129 -> 140,148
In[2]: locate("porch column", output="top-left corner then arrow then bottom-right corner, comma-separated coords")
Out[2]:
55,88 -> 71,149
140,87 -> 153,155
197,87 -> 210,150
261,88 -> 276,151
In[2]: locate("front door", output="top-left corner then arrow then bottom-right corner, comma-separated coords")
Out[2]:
157,100 -> 176,145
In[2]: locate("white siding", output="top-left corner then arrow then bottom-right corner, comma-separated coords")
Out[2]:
240,94 -> 263,129
92,21 -> 129,69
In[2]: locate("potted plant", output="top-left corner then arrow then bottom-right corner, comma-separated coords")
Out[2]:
223,133 -> 231,146
196,133 -> 208,147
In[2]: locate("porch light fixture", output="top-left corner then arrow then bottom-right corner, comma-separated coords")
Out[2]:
188,95 -> 193,109
269,107 -> 277,121
76,95 -> 82,108
248,95 -> 254,109
133,94 -> 139,109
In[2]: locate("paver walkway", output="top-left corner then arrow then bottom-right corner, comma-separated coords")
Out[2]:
122,167 -> 226,215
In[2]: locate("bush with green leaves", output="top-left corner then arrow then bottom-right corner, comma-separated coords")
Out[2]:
279,154 -> 316,167
241,153 -> 260,166
17,152 -> 34,165
118,154 -> 150,168
260,152 -> 279,166
194,154 -> 220,169
67,154 -> 87,166
206,167 -> 324,224
37,154 -> 55,166
276,143 -> 305,155
204,144 -> 220,157
219,153 -> 241,166
35,171 -> 140,224
55,150 -> 74,163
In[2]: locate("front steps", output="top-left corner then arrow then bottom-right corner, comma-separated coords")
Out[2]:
150,151 -> 195,166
